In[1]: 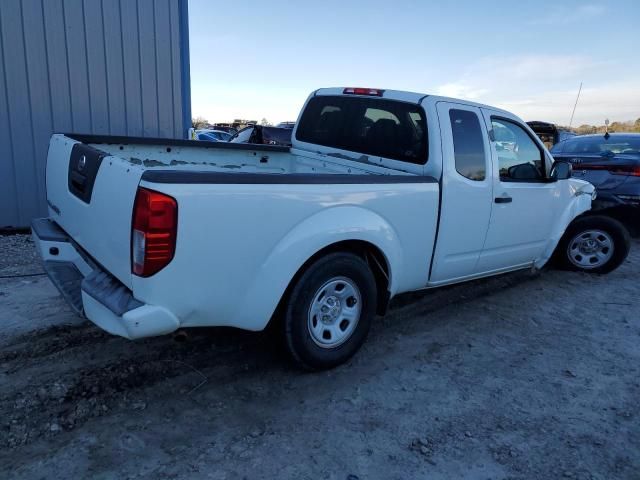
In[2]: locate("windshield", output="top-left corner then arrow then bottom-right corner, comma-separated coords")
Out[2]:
553,135 -> 640,155
197,132 -> 217,141
197,131 -> 232,142
230,127 -> 254,143
197,132 -> 214,141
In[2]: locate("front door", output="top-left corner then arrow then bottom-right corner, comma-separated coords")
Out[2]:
429,102 -> 493,284
476,111 -> 557,273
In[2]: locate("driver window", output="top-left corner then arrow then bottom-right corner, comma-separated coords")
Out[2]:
491,118 -> 544,182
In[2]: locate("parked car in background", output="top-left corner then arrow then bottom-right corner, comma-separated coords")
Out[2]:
194,129 -> 233,142
527,121 -> 576,150
551,133 -> 640,233
275,121 -> 296,129
211,124 -> 238,135
229,125 -> 293,146
32,87 -> 629,370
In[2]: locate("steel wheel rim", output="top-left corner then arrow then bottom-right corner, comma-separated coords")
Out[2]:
567,229 -> 614,269
307,276 -> 362,349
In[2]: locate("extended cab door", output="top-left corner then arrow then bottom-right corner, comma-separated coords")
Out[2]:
429,102 -> 493,284
475,111 -> 557,272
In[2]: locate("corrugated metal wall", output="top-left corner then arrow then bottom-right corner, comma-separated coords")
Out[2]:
0,0 -> 191,228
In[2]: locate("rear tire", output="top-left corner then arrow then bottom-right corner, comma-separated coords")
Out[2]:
556,215 -> 630,274
283,252 -> 377,371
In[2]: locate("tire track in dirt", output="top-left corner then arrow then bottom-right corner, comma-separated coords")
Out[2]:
1,269 -> 539,450
0,324 -> 109,365
1,327 -> 278,449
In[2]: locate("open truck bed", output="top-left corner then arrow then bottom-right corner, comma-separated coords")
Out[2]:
64,133 -> 413,176
38,132 -> 438,346
45,133 -> 423,288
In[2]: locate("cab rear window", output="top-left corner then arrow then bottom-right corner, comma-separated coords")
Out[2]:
295,96 -> 428,164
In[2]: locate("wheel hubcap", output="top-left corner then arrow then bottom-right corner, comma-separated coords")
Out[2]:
567,229 -> 614,269
308,276 -> 361,349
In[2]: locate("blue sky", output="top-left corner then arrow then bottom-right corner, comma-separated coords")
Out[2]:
189,0 -> 640,126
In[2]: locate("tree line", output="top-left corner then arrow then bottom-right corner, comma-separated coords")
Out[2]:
562,118 -> 640,134
192,117 -> 272,129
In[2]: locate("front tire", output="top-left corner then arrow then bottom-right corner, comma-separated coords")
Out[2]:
556,214 -> 630,274
283,252 -> 377,371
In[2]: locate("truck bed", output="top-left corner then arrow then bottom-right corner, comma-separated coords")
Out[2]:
40,133 -> 439,339
66,134 -> 411,178
45,133 -> 434,292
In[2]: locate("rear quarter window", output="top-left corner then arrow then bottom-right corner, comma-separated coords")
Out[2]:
295,96 -> 428,164
449,109 -> 486,181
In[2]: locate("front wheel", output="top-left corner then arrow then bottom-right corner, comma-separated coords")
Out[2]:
556,214 -> 631,274
283,252 -> 377,371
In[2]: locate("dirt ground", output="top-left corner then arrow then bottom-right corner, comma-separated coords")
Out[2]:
0,234 -> 638,480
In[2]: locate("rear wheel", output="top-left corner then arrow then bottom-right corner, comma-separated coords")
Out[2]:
283,252 -> 377,370
556,215 -> 630,274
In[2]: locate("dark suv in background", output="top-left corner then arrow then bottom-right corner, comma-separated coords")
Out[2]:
527,121 -> 576,150
551,133 -> 640,234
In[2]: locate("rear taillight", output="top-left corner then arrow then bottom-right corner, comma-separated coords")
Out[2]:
343,87 -> 384,96
610,165 -> 640,176
131,187 -> 177,277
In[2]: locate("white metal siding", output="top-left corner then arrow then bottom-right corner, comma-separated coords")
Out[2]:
0,0 -> 191,228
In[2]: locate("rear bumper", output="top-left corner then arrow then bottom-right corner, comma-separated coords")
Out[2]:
31,218 -> 180,339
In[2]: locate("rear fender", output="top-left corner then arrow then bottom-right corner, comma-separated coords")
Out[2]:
234,206 -> 403,330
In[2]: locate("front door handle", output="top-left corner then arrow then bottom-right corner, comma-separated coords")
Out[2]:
495,196 -> 512,204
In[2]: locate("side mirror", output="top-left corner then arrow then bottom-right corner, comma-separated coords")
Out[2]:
508,163 -> 540,180
550,160 -> 572,181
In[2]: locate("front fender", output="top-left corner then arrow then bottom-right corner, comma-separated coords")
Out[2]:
234,206 -> 404,330
536,179 -> 595,267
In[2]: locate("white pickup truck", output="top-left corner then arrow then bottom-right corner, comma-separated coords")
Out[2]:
32,87 -> 631,370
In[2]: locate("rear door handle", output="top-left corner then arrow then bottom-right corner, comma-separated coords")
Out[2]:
495,196 -> 512,204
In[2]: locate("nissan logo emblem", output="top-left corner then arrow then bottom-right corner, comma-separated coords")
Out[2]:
78,155 -> 87,172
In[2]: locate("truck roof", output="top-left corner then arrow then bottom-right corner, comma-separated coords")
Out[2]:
313,87 -> 512,116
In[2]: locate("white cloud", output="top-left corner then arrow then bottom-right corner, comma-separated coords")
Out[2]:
432,54 -> 639,124
497,83 -> 640,126
433,54 -> 595,100
529,3 -> 606,25
436,83 -> 488,100
578,4 -> 606,16
469,55 -> 596,83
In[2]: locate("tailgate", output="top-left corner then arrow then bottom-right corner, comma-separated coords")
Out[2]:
46,134 -> 144,288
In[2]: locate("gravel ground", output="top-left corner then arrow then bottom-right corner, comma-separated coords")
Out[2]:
0,234 -> 638,479
0,234 -> 41,277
